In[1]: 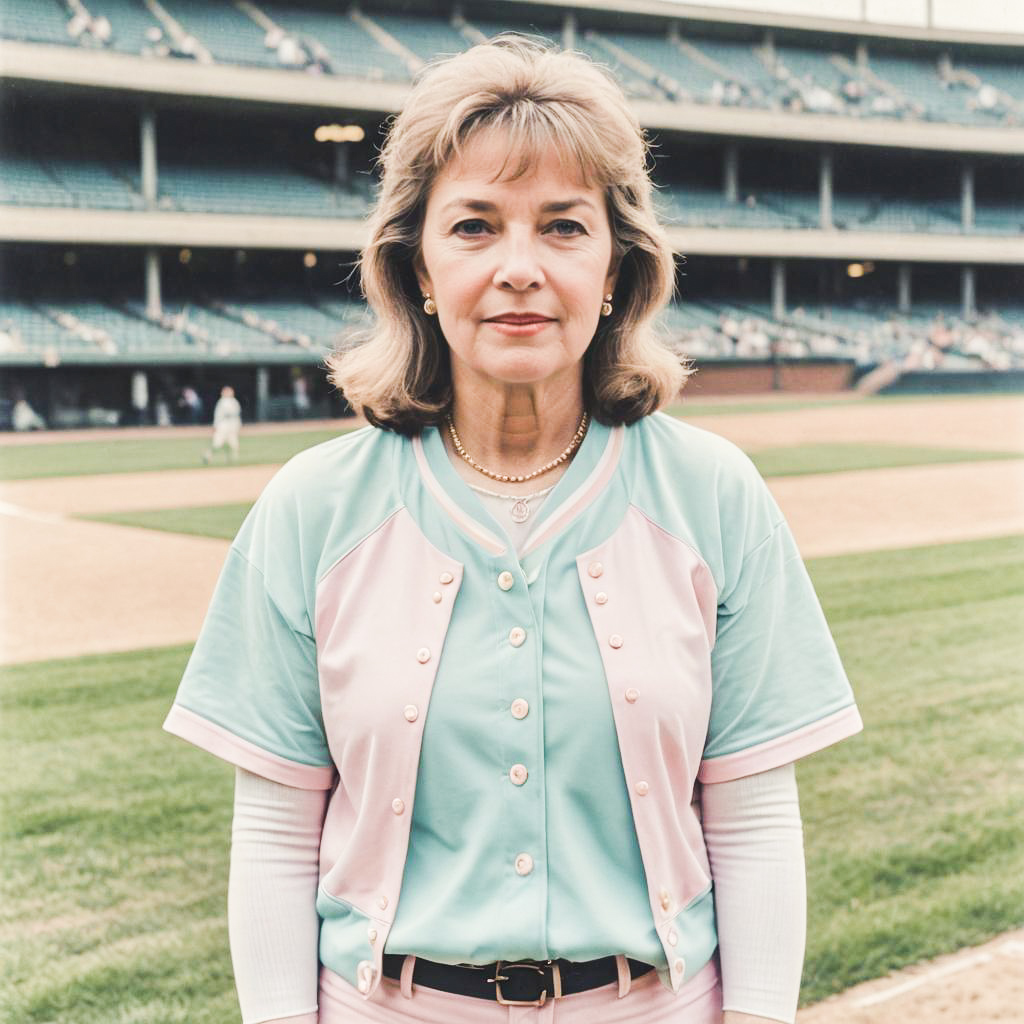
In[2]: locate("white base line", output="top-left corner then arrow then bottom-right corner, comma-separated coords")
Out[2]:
0,500 -> 67,524
853,941 -> 1024,1008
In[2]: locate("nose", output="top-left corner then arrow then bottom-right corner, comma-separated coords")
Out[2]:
492,231 -> 545,292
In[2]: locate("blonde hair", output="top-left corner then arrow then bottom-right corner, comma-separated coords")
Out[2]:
329,35 -> 689,433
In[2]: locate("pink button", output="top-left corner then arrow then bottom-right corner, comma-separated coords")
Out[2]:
587,562 -> 604,578
609,634 -> 623,649
510,698 -> 529,720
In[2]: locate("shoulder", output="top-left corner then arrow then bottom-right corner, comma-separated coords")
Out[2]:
263,423 -> 396,497
624,411 -> 784,579
236,425 -> 404,575
628,410 -> 769,501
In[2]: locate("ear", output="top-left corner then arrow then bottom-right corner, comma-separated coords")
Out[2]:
413,251 -> 432,297
604,252 -> 622,299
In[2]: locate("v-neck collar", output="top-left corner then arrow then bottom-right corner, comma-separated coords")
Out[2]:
412,418 -> 624,560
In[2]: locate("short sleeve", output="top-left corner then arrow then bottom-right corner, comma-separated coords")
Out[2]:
163,506 -> 335,791
698,515 -> 862,784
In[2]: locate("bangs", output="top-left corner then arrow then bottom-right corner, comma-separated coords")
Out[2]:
435,100 -> 611,189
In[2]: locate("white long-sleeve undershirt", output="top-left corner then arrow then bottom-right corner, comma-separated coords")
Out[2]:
228,769 -> 325,1024
229,762 -> 806,1023
702,762 -> 807,1024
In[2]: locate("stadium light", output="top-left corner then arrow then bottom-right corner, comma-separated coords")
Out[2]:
179,248 -> 192,265
847,262 -> 876,278
303,252 -> 317,268
315,124 -> 365,144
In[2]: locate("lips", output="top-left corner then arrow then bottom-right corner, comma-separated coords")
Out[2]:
485,313 -> 555,324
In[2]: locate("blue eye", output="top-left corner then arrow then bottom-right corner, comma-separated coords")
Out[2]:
454,219 -> 490,236
548,219 -> 586,236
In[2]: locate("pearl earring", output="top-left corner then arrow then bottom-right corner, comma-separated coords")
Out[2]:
600,294 -> 613,317
423,294 -> 437,315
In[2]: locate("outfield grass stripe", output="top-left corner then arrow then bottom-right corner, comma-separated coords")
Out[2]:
87,503 -> 255,541
0,429 -> 354,481
749,443 -> 1022,477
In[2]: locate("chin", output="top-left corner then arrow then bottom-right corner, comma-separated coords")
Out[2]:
480,357 -> 569,386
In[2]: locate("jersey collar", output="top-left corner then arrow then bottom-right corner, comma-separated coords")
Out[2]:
412,417 -> 623,559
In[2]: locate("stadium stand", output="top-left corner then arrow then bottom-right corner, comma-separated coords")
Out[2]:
1,0 -> 1022,425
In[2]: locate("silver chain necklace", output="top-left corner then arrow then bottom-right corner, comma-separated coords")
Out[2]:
467,481 -> 557,524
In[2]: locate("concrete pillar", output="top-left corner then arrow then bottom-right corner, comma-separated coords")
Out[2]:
961,161 -> 975,232
771,259 -> 786,321
334,143 -> 349,186
256,366 -> 270,422
898,263 -> 912,314
723,144 -> 739,203
819,149 -> 833,229
563,13 -> 576,51
761,30 -> 775,71
140,108 -> 157,208
144,247 -> 162,319
961,266 -> 976,320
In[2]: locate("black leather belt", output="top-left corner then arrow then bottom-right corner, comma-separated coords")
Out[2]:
382,953 -> 653,1006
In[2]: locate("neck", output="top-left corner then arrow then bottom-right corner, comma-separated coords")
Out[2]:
445,372 -> 586,485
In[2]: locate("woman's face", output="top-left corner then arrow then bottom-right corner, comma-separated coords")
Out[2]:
416,133 -> 618,392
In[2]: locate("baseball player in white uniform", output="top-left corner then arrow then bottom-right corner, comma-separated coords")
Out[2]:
203,385 -> 242,464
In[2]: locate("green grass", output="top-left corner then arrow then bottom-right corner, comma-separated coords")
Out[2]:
798,534 -> 1024,1001
0,428 -> 356,481
749,443 -> 1021,477
90,504 -> 255,541
0,645 -> 238,1024
2,536 -> 1022,1019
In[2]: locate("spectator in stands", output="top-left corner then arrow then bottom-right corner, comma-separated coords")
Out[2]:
131,371 -> 149,426
292,371 -> 311,417
12,392 -> 46,432
202,385 -> 242,464
178,385 -> 203,424
165,36 -> 860,1024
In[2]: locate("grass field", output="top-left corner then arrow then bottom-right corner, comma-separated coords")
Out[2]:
2,535 -> 1022,1022
0,429 -> 352,481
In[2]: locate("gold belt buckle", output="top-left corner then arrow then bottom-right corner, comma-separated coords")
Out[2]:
488,960 -> 563,1006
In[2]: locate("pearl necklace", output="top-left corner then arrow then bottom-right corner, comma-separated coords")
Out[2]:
446,411 -> 589,484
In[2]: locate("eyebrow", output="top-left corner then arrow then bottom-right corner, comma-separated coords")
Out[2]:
440,197 -> 599,215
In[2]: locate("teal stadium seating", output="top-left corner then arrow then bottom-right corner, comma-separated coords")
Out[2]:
156,0 -> 282,67
0,0 -> 78,46
260,4 -> 411,80
368,13 -> 470,62
76,0 -> 168,56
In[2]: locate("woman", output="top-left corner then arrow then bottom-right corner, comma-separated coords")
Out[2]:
164,37 -> 862,1024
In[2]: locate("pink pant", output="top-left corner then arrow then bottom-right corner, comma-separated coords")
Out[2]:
319,957 -> 722,1023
